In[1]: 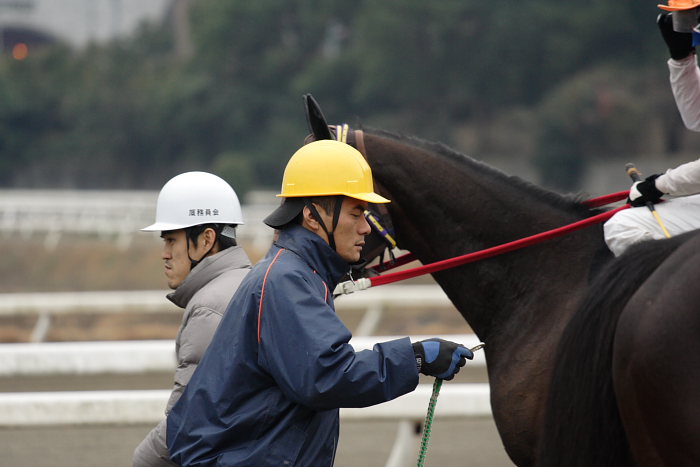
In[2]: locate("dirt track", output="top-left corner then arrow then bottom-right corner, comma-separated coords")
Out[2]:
0,419 -> 514,467
1,368 -> 515,467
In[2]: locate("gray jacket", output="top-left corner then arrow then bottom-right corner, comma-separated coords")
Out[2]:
133,246 -> 251,467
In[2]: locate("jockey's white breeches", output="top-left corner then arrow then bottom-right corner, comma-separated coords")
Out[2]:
603,193 -> 700,256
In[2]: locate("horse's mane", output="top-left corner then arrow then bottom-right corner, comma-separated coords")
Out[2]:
365,127 -> 595,217
539,231 -> 695,466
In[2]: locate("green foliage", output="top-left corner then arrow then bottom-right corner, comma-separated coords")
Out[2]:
211,152 -> 255,196
0,0 -> 686,194
534,65 -> 675,190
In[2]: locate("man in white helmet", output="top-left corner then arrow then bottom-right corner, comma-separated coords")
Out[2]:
166,141 -> 473,466
133,171 -> 251,467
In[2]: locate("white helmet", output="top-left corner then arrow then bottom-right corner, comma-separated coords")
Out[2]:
141,171 -> 244,232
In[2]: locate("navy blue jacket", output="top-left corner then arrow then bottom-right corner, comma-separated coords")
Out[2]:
167,225 -> 419,466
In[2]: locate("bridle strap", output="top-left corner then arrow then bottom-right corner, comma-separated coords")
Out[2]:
347,126 -> 399,264
354,129 -> 367,159
349,127 -> 393,227
364,210 -> 397,249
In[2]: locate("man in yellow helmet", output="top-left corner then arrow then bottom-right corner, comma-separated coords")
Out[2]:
166,140 -> 473,466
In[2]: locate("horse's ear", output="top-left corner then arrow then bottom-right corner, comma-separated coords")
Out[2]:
303,93 -> 332,140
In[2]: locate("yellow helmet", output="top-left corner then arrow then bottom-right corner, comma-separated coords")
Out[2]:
278,140 -> 389,202
264,140 -> 389,229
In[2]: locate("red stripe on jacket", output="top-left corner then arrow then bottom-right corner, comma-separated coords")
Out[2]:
257,249 -> 284,343
256,250 -> 332,344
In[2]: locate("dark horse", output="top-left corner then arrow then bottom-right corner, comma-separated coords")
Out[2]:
303,95 -> 700,466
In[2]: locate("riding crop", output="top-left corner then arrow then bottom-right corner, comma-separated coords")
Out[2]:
625,163 -> 671,239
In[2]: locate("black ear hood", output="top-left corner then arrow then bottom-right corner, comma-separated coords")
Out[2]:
303,93 -> 333,141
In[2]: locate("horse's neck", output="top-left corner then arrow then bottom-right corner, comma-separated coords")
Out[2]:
368,135 -> 605,340
365,133 -> 611,466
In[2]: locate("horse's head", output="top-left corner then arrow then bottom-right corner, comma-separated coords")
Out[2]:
301,94 -> 398,276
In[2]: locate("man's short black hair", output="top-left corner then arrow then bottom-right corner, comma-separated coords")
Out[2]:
294,196 -> 339,225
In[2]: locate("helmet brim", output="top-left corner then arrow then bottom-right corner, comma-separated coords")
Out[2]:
275,192 -> 391,203
263,198 -> 306,229
349,192 -> 391,204
141,220 -> 244,232
658,3 -> 700,10
140,222 -> 188,232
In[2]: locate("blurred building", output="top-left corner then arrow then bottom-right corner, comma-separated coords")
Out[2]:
0,0 -> 172,57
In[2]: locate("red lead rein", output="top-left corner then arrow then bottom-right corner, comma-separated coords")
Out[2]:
336,191 -> 630,294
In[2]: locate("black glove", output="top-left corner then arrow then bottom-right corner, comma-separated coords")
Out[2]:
412,338 -> 473,380
657,12 -> 694,60
628,174 -> 664,207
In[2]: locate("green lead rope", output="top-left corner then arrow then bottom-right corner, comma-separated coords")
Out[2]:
417,378 -> 443,467
416,343 -> 485,467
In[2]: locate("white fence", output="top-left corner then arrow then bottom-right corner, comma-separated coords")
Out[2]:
0,336 -> 489,467
0,284 -> 458,342
0,383 -> 492,467
0,334 -> 489,467
0,189 -> 276,251
0,284 -> 488,467
0,334 -> 485,377
0,285 -> 452,316
0,384 -> 492,427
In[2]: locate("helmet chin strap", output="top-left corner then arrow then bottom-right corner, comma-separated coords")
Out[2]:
305,196 -> 344,252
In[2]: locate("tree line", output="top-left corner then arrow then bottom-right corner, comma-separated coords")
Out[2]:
0,0 -> 689,194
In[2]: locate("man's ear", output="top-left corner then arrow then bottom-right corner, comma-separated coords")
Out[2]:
201,227 -> 217,247
301,206 -> 320,231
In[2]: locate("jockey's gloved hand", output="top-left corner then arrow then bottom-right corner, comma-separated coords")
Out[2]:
628,174 -> 664,207
412,338 -> 473,380
657,12 -> 694,60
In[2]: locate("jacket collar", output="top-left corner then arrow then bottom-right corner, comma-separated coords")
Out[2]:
276,224 -> 350,287
167,246 -> 251,308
